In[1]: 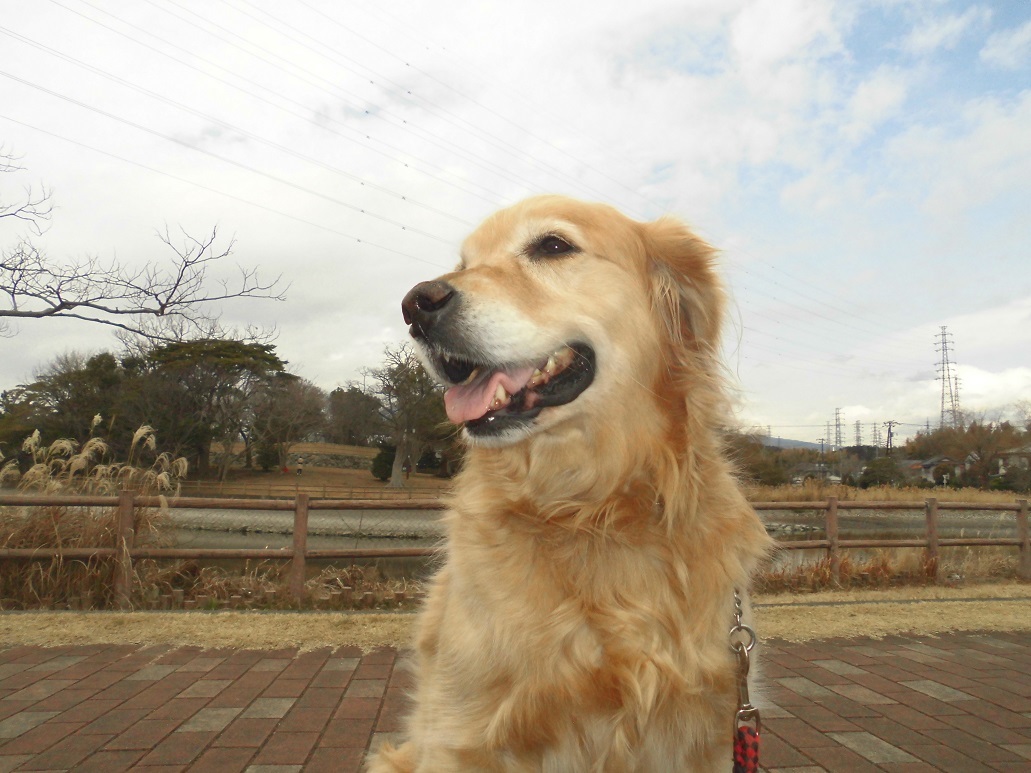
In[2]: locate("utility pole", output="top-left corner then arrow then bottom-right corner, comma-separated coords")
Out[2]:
883,420 -> 899,454
854,420 -> 863,447
834,408 -> 844,451
935,326 -> 961,429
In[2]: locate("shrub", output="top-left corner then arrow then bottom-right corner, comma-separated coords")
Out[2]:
416,449 -> 439,473
371,444 -> 396,481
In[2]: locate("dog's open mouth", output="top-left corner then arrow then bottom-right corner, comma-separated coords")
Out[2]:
433,342 -> 595,435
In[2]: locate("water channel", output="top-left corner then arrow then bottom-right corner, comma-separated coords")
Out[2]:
165,506 -> 1021,577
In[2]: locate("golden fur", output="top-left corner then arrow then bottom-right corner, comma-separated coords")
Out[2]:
367,196 -> 771,772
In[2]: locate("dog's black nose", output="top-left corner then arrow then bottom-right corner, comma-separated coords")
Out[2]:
402,280 -> 456,339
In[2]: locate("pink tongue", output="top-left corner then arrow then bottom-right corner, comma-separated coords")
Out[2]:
444,366 -> 536,424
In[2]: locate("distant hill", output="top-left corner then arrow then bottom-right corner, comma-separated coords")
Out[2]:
760,436 -> 822,451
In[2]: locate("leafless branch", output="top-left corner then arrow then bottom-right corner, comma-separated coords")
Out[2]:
0,145 -> 53,237
2,152 -> 285,340
0,226 -> 286,340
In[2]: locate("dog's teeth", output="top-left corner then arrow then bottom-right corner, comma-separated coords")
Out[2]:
529,368 -> 545,387
490,383 -> 510,410
543,356 -> 557,375
554,347 -> 575,368
460,368 -> 480,386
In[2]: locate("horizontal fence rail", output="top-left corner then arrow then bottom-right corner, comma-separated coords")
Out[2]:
0,493 -> 1027,608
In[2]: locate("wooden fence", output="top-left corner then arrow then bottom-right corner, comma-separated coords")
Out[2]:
176,479 -> 447,501
0,494 -> 1027,609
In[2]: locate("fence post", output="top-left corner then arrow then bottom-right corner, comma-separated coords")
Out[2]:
1017,499 -> 1030,581
924,497 -> 940,582
289,492 -> 310,604
113,490 -> 136,610
826,496 -> 840,585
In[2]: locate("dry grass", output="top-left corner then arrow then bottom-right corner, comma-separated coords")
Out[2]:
0,582 -> 1026,650
744,480 -> 1024,504
0,429 -> 185,610
755,596 -> 1031,642
131,560 -> 424,612
0,611 -> 416,650
757,545 -> 1022,594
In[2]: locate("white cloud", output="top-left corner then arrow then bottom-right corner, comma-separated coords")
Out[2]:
883,90 -> 1031,218
901,6 -> 991,56
730,0 -> 842,70
959,365 -> 1031,417
841,66 -> 910,143
980,19 -> 1031,70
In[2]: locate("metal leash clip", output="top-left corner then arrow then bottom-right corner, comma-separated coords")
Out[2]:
729,591 -> 760,733
730,590 -> 761,773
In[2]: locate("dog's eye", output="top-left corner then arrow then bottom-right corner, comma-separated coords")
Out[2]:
533,235 -> 576,258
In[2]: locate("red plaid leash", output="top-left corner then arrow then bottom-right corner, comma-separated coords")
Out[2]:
733,725 -> 760,773
730,590 -> 760,773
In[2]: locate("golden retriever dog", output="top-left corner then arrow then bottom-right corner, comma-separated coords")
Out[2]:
367,195 -> 771,772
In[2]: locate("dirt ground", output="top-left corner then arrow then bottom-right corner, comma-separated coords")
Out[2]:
180,465 -> 452,499
1,582 -> 1027,651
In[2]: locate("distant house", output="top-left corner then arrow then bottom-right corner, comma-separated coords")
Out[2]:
791,463 -> 840,485
857,456 -> 962,485
895,459 -> 925,482
997,444 -> 1031,476
919,455 -> 963,484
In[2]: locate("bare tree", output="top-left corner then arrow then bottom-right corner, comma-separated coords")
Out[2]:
0,146 -> 52,237
367,343 -> 448,488
1,147 -> 285,338
250,375 -> 327,473
1015,400 -> 1031,433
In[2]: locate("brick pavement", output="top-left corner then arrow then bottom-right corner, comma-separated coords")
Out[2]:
0,630 -> 1026,771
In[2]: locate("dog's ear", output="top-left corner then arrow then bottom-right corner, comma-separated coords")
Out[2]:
643,216 -> 724,355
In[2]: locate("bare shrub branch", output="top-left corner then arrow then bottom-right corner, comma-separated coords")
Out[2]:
1,149 -> 286,340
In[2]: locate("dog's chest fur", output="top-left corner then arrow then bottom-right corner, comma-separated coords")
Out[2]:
408,476 -> 743,770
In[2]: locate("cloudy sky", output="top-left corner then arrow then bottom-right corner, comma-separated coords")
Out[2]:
1,0 -> 1029,445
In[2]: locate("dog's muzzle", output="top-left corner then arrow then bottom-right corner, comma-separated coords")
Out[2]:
400,280 -> 596,440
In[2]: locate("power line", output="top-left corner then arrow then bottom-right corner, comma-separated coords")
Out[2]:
0,69 -> 456,245
346,0 -> 663,218
149,0 -> 576,203
213,0 -> 634,211
242,0 -> 651,218
728,264 -> 925,355
745,259 -> 921,341
739,323 -> 918,372
45,0 -> 509,206
0,25 -> 476,231
0,113 -> 450,269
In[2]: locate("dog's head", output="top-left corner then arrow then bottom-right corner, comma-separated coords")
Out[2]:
402,195 -> 725,448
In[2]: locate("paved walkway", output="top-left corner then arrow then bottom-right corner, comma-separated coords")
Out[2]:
0,631 -> 1027,772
